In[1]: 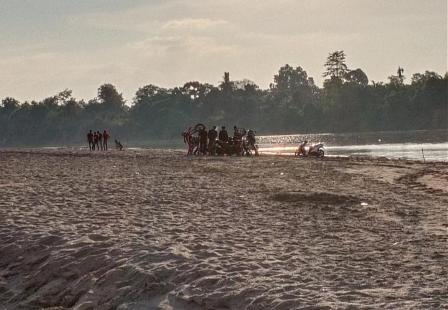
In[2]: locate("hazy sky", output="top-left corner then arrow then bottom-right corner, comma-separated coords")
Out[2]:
1,0 -> 446,102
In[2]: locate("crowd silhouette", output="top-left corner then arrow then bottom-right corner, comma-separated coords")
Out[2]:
183,124 -> 258,156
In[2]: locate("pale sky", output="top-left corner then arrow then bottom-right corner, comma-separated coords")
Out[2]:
0,0 -> 446,102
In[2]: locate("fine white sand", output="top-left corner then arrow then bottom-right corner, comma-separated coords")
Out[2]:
0,149 -> 447,309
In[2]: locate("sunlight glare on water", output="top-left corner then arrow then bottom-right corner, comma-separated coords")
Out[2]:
257,130 -> 448,162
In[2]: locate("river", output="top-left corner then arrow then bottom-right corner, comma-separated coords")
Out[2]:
257,129 -> 448,161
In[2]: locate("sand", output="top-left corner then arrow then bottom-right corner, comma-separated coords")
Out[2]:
0,149 -> 447,309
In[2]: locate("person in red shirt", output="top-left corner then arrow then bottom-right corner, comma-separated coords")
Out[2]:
103,130 -> 110,151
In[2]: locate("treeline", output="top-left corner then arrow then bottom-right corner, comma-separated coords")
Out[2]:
1,51 -> 447,147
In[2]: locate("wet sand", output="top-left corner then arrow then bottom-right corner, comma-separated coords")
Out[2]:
0,149 -> 447,309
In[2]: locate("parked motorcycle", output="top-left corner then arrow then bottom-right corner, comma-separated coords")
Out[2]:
242,130 -> 259,156
295,142 -> 325,158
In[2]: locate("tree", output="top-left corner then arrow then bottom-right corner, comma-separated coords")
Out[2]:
323,51 -> 349,81
56,89 -> 73,104
388,67 -> 406,87
411,71 -> 442,85
345,69 -> 369,86
388,75 -> 404,87
1,97 -> 20,111
272,65 -> 311,92
181,81 -> 214,101
0,98 -> 20,138
132,84 -> 171,132
268,65 -> 318,132
233,79 -> 259,92
97,84 -> 126,110
0,58 -> 447,147
219,72 -> 234,92
134,85 -> 168,104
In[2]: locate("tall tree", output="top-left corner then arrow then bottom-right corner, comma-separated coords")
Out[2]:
323,51 -> 349,81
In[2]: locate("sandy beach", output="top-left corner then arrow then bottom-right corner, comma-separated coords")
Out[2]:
0,149 -> 447,309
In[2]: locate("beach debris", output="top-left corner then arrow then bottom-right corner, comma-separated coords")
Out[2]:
280,172 -> 284,175
360,202 -> 368,206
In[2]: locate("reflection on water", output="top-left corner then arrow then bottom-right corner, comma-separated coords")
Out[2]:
258,130 -> 448,162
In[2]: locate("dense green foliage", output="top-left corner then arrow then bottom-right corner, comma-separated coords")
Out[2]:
1,51 -> 447,146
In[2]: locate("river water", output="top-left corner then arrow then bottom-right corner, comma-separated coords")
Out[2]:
257,129 -> 448,162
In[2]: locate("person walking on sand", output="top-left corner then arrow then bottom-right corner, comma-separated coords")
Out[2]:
87,130 -> 94,151
219,126 -> 228,142
103,130 -> 109,151
207,126 -> 218,155
98,130 -> 103,150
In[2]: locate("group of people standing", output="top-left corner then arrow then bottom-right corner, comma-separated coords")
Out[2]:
194,125 -> 255,156
197,125 -> 218,155
197,125 -> 227,155
87,130 -> 110,151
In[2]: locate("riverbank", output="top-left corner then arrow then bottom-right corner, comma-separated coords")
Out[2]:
0,149 -> 447,309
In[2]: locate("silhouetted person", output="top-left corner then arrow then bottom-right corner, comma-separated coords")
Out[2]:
296,140 -> 308,156
247,129 -> 256,146
199,127 -> 208,155
93,132 -> 99,150
103,130 -> 109,150
87,130 -> 94,151
219,126 -> 228,142
245,129 -> 258,156
233,126 -> 241,140
192,136 -> 200,155
98,131 -> 103,150
207,126 -> 218,155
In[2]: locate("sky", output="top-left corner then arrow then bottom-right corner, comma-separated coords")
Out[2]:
0,0 -> 446,103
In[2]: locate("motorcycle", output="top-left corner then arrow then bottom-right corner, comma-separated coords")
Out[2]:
215,138 -> 244,156
295,142 -> 325,158
182,123 -> 205,155
242,139 -> 259,156
242,130 -> 259,156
